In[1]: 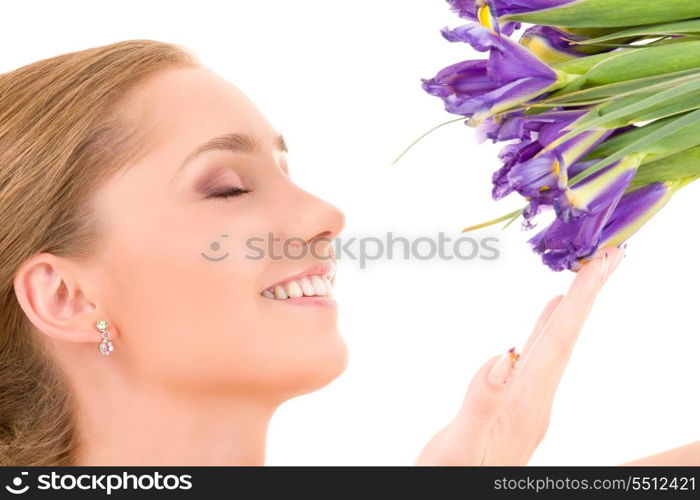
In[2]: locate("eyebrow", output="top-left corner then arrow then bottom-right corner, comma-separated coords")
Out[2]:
173,132 -> 288,179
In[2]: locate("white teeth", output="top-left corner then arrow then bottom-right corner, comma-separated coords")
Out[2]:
286,280 -> 303,298
311,275 -> 326,296
299,277 -> 316,296
261,274 -> 334,300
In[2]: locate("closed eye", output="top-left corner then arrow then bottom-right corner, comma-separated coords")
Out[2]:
207,187 -> 251,199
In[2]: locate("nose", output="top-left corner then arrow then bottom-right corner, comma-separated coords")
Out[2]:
276,183 -> 345,260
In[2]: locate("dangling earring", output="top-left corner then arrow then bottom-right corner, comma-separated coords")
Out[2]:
96,320 -> 114,355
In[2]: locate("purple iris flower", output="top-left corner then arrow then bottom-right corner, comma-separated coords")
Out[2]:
489,110 -> 609,207
528,201 -> 616,271
530,182 -> 672,271
492,138 -> 543,199
528,198 -> 607,271
477,108 -> 583,144
527,156 -> 640,271
421,23 -> 560,122
448,0 -> 574,18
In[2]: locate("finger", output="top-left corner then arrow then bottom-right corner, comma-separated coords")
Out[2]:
518,243 -> 624,362
520,294 -> 564,360
514,246 -> 624,397
457,352 -> 513,425
576,242 -> 628,272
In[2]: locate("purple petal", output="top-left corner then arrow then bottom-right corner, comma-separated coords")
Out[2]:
507,151 -> 562,197
528,201 -> 616,271
554,157 -> 636,221
423,23 -> 558,119
486,34 -> 557,84
491,139 -> 543,199
441,23 -> 498,52
599,183 -> 670,243
422,61 -> 497,103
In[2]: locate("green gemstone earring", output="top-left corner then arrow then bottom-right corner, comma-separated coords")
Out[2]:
96,320 -> 114,355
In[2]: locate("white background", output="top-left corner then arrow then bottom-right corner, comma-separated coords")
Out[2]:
3,1 -> 698,465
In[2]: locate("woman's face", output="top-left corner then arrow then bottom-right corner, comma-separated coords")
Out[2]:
91,67 -> 346,399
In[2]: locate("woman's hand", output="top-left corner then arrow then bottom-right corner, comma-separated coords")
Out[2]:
416,246 -> 625,465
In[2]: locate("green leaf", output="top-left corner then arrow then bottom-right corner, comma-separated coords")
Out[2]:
570,108 -> 700,184
502,0 -> 700,28
630,144 -> 700,188
615,92 -> 700,124
558,75 -> 700,142
576,40 -> 700,88
634,116 -> 700,161
576,19 -> 700,45
552,50 -> 623,76
587,110 -> 700,163
584,115 -> 673,160
592,88 -> 700,127
536,68 -> 700,107
549,41 -> 700,97
647,35 -> 700,46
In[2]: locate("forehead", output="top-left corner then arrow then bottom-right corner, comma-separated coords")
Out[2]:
126,67 -> 278,156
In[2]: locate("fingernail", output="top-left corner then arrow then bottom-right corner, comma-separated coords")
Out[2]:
508,347 -> 520,368
599,251 -> 610,281
488,347 -> 519,386
608,246 -> 625,275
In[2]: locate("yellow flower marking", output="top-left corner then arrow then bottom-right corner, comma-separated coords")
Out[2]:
477,4 -> 497,35
520,37 -> 574,65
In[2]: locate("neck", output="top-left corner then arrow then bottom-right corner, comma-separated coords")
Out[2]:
71,369 -> 278,465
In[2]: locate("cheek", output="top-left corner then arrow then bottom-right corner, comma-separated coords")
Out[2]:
112,250 -> 347,394
108,247 -> 258,381
100,197 -> 346,396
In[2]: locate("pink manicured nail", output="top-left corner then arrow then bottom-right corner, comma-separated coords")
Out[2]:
608,246 -> 625,275
488,347 -> 519,386
507,347 -> 520,369
599,251 -> 610,280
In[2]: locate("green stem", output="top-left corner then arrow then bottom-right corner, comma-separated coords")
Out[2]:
461,208 -> 523,233
389,117 -> 466,166
501,209 -> 524,230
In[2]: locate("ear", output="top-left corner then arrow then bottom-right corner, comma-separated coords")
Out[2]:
13,252 -> 110,346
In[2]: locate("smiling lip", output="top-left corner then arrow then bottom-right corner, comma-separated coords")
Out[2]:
260,261 -> 336,301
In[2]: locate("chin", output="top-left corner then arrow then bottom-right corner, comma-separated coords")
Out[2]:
276,331 -> 349,399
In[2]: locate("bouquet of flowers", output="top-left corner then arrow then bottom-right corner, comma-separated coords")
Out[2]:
417,0 -> 700,271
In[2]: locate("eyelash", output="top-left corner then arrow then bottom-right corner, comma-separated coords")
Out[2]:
207,187 -> 251,199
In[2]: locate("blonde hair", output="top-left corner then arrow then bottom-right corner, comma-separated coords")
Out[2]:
0,40 -> 199,465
